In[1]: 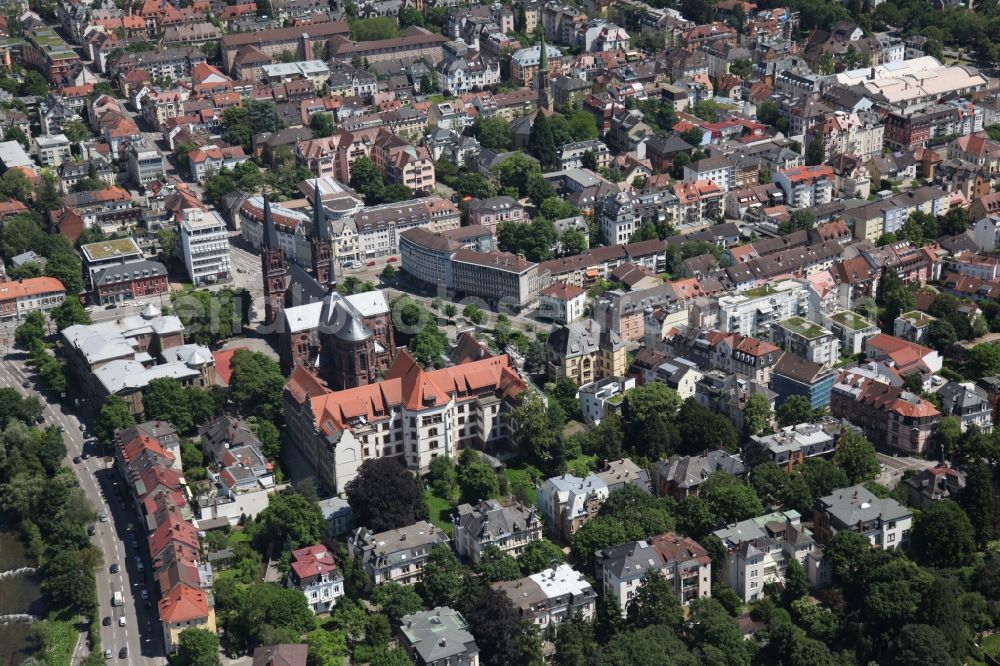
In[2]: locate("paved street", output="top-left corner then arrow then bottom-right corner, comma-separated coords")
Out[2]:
0,353 -> 163,664
875,451 -> 938,489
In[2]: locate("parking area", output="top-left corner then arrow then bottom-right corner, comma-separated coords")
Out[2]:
875,452 -> 938,488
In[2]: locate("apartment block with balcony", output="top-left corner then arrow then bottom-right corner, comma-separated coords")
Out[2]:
773,165 -> 834,208
770,317 -> 841,368
349,521 -> 452,588
718,280 -> 810,339
713,510 -> 829,602
179,208 -> 231,286
127,139 -> 165,185
595,532 -> 711,616
493,565 -> 596,636
453,497 -> 543,563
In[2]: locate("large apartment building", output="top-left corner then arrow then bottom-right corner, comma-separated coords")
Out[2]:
179,208 -> 232,287
284,351 -> 527,493
220,20 -> 350,73
595,532 -> 711,615
349,521 -> 451,587
713,510 -> 829,602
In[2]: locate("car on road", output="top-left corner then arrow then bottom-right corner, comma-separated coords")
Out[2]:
35,415 -> 44,424
88,525 -> 96,536
387,256 -> 398,263
73,456 -> 82,464
118,616 -> 125,627
134,301 -> 145,307
140,588 -> 148,600
110,563 -> 119,574
99,512 -> 108,522
119,647 -> 127,659
59,425 -> 65,432
104,649 -> 112,659
80,424 -> 86,431
103,617 -> 111,626
366,259 -> 376,266
21,381 -> 28,388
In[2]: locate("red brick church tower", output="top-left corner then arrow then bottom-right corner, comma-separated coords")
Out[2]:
309,185 -> 334,288
261,196 -> 288,326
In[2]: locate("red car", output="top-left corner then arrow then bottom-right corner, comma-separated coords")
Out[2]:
367,260 -> 376,267
387,256 -> 398,263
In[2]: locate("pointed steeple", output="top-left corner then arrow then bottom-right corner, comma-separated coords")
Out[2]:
262,194 -> 279,250
537,32 -> 552,112
311,183 -> 330,241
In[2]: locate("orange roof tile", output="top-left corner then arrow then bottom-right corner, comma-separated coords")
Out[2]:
158,584 -> 210,622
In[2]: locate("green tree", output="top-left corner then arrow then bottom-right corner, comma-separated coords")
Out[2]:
886,624 -> 959,666
806,132 -> 826,166
476,117 -> 514,151
418,544 -> 464,608
693,99 -> 721,122
832,430 -> 879,484
349,155 -> 385,202
511,391 -> 567,475
309,112 -> 335,138
969,343 -> 1000,377
462,303 -> 486,325
372,583 -> 425,625
911,500 -> 976,569
346,457 -> 423,532
250,491 -> 325,552
777,396 -> 813,427
95,395 -> 135,443
744,392 -> 773,437
476,544 -> 521,582
39,545 -> 101,614
699,472 -> 764,524
3,125 -> 27,148
680,127 -> 703,146
14,311 -> 46,347
962,460 -> 996,546
783,558 -> 809,605
457,448 -> 499,504
518,538 -> 565,575
229,350 -> 285,423
143,378 -> 194,434
466,587 -> 534,666
927,319 -> 957,352
568,110 -> 599,140
0,168 -> 31,201
174,628 -> 220,666
306,628 -> 347,666
528,113 -> 557,169
626,569 -> 683,629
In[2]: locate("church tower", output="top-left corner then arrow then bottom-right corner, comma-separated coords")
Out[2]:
537,32 -> 552,112
260,195 -> 288,327
309,185 -> 334,288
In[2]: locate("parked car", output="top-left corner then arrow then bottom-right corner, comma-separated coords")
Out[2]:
387,256 -> 398,263
366,260 -> 376,267
73,456 -> 82,464
140,589 -> 148,600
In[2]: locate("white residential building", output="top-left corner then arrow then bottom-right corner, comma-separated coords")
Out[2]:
349,521 -> 452,587
595,532 -> 711,616
578,376 -> 635,425
683,155 -> 734,192
437,55 -> 502,95
452,497 -> 543,562
127,139 -> 165,185
718,280 -> 810,339
35,133 -> 72,167
287,545 -> 344,614
813,485 -> 912,549
179,208 -> 232,286
538,282 -> 587,324
493,564 -> 597,634
770,317 -> 842,367
598,191 -> 637,246
713,510 -> 830,602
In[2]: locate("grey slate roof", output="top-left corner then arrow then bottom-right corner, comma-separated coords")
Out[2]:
454,498 -> 540,540
400,607 -> 479,665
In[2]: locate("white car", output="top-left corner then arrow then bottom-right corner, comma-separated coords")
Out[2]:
99,512 -> 108,523
118,616 -> 125,627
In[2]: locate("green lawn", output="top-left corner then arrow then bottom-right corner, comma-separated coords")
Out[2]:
227,529 -> 251,548
504,462 -> 542,507
425,490 -> 455,535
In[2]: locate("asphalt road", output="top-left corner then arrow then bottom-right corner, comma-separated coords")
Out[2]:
0,353 -> 164,664
875,451 -> 938,489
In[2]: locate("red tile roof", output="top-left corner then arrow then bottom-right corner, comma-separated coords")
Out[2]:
158,584 -> 210,623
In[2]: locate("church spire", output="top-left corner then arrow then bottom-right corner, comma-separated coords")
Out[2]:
262,194 -> 279,250
537,32 -> 552,112
309,182 -> 334,287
